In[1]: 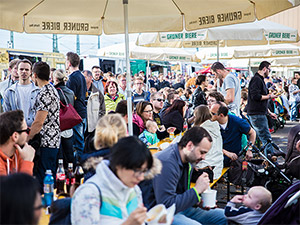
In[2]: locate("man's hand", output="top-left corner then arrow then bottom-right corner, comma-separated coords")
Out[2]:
123,206 -> 147,225
15,143 -> 35,162
230,195 -> 243,204
227,152 -> 238,161
269,112 -> 277,120
245,150 -> 253,161
194,172 -> 210,194
167,127 -> 176,133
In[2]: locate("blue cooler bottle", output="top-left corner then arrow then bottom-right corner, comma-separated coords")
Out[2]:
44,170 -> 54,207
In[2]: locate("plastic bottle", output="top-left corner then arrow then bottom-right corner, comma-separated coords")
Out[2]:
74,162 -> 84,190
56,159 -> 66,194
44,170 -> 54,207
169,131 -> 175,140
66,163 -> 75,194
183,118 -> 188,132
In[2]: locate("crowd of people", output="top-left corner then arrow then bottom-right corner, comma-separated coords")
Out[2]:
0,52 -> 299,225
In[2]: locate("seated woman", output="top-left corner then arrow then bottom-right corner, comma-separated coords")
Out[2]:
133,101 -> 154,136
81,114 -> 127,180
0,173 -> 42,225
193,105 -> 224,179
71,136 -> 160,225
162,99 -> 187,135
104,81 -> 125,114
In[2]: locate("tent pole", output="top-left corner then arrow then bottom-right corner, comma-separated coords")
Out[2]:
217,40 -> 220,62
123,0 -> 133,136
146,60 -> 150,91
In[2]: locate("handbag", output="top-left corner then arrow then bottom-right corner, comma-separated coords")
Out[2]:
57,88 -> 82,131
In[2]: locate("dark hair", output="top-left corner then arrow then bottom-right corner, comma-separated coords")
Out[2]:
32,61 -> 50,81
211,62 -> 226,72
0,173 -> 40,225
115,100 -> 128,117
0,110 -> 24,145
83,70 -> 92,77
195,75 -> 207,85
104,80 -> 119,94
165,99 -> 185,116
208,91 -> 225,102
66,52 -> 80,67
136,101 -> 153,124
259,61 -> 271,71
166,91 -> 176,103
194,105 -> 212,126
9,59 -> 20,69
91,65 -> 101,70
110,136 -> 153,171
16,59 -> 32,69
241,91 -> 248,101
215,101 -> 229,116
178,127 -> 212,149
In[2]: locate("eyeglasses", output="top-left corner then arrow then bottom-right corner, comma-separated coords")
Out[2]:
267,67 -> 272,72
154,98 -> 164,102
133,168 -> 150,177
16,127 -> 31,135
143,110 -> 153,113
211,112 -> 218,116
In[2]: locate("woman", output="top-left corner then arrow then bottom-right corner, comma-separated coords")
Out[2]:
133,101 -> 154,136
53,69 -> 75,169
207,91 -> 225,109
192,74 -> 208,109
194,105 -> 223,179
104,81 -> 125,113
0,173 -> 42,225
72,136 -> 160,225
81,113 -> 127,180
162,99 -> 187,134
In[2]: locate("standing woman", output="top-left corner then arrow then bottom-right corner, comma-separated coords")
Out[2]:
104,81 -> 125,114
133,101 -> 154,136
72,136 -> 159,225
53,69 -> 75,169
162,99 -> 187,134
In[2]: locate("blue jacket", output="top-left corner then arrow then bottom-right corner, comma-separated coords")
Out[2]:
3,81 -> 40,126
140,144 -> 200,214
66,70 -> 87,119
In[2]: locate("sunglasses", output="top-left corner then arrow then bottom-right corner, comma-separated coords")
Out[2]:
16,127 -> 31,135
154,98 -> 164,102
211,112 -> 218,116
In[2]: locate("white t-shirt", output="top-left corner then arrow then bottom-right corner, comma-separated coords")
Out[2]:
17,83 -> 34,126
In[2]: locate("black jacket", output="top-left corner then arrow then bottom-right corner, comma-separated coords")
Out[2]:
191,86 -> 207,109
162,110 -> 184,135
55,82 -> 75,106
247,73 -> 268,115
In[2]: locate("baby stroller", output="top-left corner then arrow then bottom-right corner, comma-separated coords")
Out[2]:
285,125 -> 300,179
258,181 -> 300,225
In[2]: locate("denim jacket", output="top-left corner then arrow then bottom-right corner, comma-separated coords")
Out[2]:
3,81 -> 40,126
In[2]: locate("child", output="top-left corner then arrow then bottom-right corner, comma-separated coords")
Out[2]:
225,186 -> 272,225
139,120 -> 160,146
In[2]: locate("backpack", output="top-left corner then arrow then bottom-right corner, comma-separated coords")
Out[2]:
49,182 -> 102,225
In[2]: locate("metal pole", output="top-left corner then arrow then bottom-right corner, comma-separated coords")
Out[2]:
123,0 -> 133,136
217,40 -> 220,62
146,60 -> 150,91
98,35 -> 101,49
76,35 -> 80,55
53,34 -> 59,53
10,31 -> 14,49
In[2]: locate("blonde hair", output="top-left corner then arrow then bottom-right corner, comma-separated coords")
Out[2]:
53,69 -> 68,82
252,186 -> 272,213
94,114 -> 127,149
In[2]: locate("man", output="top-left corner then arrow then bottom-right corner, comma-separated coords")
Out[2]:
155,73 -> 170,91
0,110 -> 35,175
0,59 -> 20,112
29,61 -> 60,188
132,76 -> 150,106
211,102 -> 256,166
247,61 -> 277,155
141,127 -> 227,224
211,62 -> 241,117
91,66 -> 106,94
117,73 -> 127,98
83,70 -> 105,134
66,52 -> 87,162
3,59 -> 40,127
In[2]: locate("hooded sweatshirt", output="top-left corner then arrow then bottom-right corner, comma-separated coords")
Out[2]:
196,120 -> 224,179
0,148 -> 33,175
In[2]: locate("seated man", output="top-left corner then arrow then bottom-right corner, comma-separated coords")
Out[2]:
0,110 -> 35,175
140,127 -> 227,225
210,102 -> 256,166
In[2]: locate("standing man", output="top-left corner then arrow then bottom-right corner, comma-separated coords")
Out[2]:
141,127 -> 227,225
0,110 -> 35,175
29,61 -> 60,188
3,59 -> 40,127
247,61 -> 277,155
66,52 -> 87,162
155,73 -> 170,91
91,66 -> 106,94
211,62 -> 241,117
132,76 -> 150,106
0,59 -> 20,112
117,73 -> 127,98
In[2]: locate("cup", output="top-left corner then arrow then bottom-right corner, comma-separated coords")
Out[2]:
146,204 -> 167,224
201,189 -> 217,208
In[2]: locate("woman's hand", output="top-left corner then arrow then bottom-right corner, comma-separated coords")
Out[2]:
167,127 -> 176,133
122,206 -> 147,225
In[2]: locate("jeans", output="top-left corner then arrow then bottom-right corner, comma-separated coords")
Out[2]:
57,136 -> 75,170
249,115 -> 274,155
35,147 -> 59,193
72,118 -> 86,162
290,101 -> 298,121
172,207 -> 227,225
